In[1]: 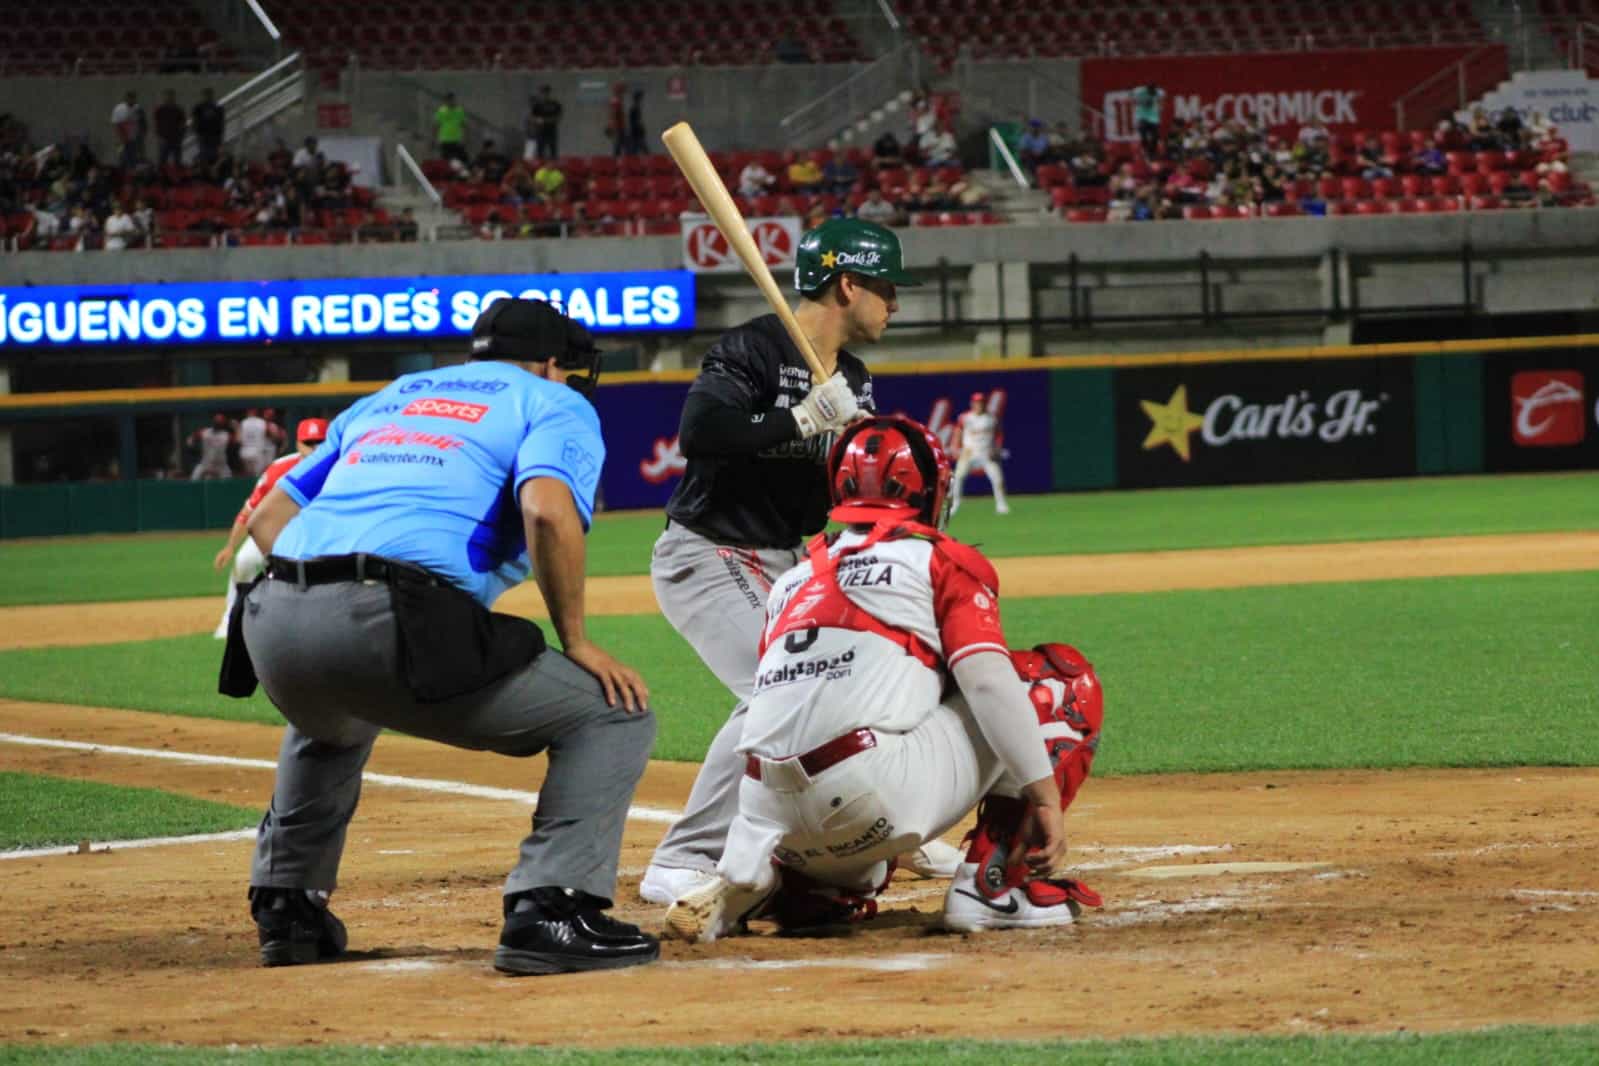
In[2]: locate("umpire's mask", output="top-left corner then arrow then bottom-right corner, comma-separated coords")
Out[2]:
470,297 -> 603,397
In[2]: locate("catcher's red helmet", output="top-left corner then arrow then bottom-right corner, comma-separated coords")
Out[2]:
828,414 -> 953,529
296,417 -> 329,444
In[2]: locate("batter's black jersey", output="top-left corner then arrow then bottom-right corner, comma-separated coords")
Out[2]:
665,314 -> 875,549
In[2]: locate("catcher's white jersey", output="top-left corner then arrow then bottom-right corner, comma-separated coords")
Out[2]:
740,526 -> 1006,760
957,411 -> 997,458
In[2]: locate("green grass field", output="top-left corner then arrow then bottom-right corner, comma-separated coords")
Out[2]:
3,570 -> 1595,771
0,772 -> 257,850
2,472 -> 1595,606
4,1028 -> 1598,1065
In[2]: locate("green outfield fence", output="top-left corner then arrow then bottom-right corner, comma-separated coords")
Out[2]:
2,335 -> 1595,538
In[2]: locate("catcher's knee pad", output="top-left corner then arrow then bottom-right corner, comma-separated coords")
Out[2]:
1010,642 -> 1103,809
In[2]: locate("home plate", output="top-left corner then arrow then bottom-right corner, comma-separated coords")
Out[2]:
1127,861 -> 1331,879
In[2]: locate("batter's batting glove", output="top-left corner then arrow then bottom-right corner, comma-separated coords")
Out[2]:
792,372 -> 861,439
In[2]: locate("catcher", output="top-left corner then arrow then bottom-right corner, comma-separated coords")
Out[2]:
663,414 -> 1103,941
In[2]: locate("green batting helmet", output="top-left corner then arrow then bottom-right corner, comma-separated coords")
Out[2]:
794,218 -> 921,295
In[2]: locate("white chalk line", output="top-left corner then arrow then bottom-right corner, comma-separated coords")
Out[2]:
2,828 -> 258,861
0,731 -> 682,865
665,952 -> 950,973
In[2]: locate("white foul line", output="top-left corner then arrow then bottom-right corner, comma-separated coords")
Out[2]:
0,731 -> 683,826
3,828 -> 257,862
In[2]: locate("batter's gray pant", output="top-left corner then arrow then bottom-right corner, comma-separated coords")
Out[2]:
244,578 -> 655,905
647,521 -> 801,874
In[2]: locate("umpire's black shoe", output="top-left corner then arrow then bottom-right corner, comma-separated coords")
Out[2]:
249,886 -> 348,967
494,887 -> 660,976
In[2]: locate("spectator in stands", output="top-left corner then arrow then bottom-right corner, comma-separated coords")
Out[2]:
192,88 -> 225,166
395,207 -> 419,242
501,158 -> 536,204
738,158 -> 776,198
132,196 -> 154,237
1414,138 -> 1447,175
822,153 -> 859,196
534,158 -> 566,203
436,92 -> 468,165
1069,138 -> 1106,186
1165,160 -> 1205,204
1502,170 -> 1535,205
281,185 -> 305,230
787,152 -> 824,192
1018,119 -> 1050,172
479,208 -> 505,239
474,139 -> 510,184
1467,108 -> 1496,151
871,130 -> 903,171
267,137 -> 292,173
1496,107 -> 1525,150
103,200 -> 142,250
526,86 -> 562,161
948,174 -> 991,209
154,90 -> 185,168
1253,163 -> 1287,204
1107,161 -> 1139,205
855,187 -> 899,226
1132,84 -> 1165,158
292,136 -> 319,170
1358,136 -> 1392,180
625,89 -> 647,156
112,91 -> 148,168
922,124 -> 959,169
1049,121 -> 1074,163
69,205 -> 100,249
607,83 -> 626,157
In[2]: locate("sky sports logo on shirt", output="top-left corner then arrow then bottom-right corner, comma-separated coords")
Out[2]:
1510,371 -> 1585,447
403,397 -> 490,424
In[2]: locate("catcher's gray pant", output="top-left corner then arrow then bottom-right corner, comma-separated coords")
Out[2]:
647,521 -> 802,874
244,578 -> 655,904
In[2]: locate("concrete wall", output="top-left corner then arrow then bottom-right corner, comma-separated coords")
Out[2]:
6,72 -> 255,161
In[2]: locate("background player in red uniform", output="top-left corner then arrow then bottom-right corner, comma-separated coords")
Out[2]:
211,417 -> 327,637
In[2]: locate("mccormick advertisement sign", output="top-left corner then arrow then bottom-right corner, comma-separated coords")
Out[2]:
592,368 -> 1054,511
0,271 -> 695,351
1114,358 -> 1417,488
1483,356 -> 1599,472
1086,46 -> 1504,141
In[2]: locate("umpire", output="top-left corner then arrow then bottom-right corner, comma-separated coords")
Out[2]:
227,297 -> 658,976
640,218 -> 922,904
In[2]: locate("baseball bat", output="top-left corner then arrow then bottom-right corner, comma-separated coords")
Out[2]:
661,121 -> 827,384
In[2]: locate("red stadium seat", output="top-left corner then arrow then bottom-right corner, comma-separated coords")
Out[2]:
1263,202 -> 1302,217
1065,207 -> 1107,222
1182,204 -> 1213,220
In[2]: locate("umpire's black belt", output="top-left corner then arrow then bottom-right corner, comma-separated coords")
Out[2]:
265,553 -> 450,589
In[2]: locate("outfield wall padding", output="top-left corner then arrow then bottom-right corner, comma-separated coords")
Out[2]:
2,337 -> 1595,538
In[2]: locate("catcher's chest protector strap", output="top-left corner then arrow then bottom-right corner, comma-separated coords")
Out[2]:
763,520 -> 941,670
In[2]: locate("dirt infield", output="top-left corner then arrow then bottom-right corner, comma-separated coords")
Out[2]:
2,530 -> 1597,1047
5,531 -> 1597,651
2,699 -> 1597,1046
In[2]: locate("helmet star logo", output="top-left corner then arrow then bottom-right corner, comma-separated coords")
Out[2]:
820,250 -> 838,269
1140,385 -> 1205,462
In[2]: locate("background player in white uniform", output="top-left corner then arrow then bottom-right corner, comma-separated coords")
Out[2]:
664,415 -> 1104,941
237,409 -> 272,478
188,413 -> 235,480
950,391 -> 1009,515
212,417 -> 328,637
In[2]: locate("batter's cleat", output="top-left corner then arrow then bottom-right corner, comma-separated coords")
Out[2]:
902,838 -> 963,879
250,886 -> 348,967
494,887 -> 659,976
639,862 -> 716,905
940,862 -> 1101,932
662,874 -> 776,944
995,502 -> 1011,515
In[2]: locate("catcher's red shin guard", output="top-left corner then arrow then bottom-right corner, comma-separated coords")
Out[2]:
963,642 -> 1105,900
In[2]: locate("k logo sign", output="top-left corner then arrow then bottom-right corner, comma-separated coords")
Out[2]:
1510,371 -> 1585,447
682,218 -> 799,274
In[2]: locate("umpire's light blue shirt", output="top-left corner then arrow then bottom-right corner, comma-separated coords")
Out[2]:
273,361 -> 604,607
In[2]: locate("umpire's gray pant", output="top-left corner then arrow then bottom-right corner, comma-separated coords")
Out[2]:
244,578 -> 655,905
647,521 -> 802,874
